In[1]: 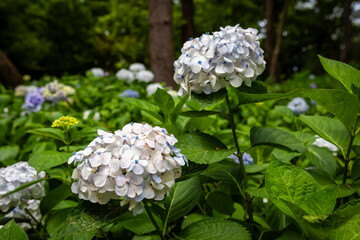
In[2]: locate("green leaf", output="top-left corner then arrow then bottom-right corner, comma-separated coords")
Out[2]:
246,188 -> 268,198
307,145 -> 337,176
121,97 -> 164,122
115,211 -> 163,235
352,159 -> 360,181
272,148 -> 302,163
318,55 -> 360,94
181,213 -> 209,229
266,157 -> 336,219
51,202 -> 125,240
302,89 -> 359,132
40,183 -> 73,215
299,115 -> 350,154
180,110 -> 221,117
0,219 -> 28,240
28,151 -> 72,172
178,218 -> 250,240
330,214 -> 360,240
237,90 -> 300,105
177,133 -> 236,164
164,177 -> 201,223
206,191 -> 235,216
153,88 -> 174,115
186,88 -> 227,110
0,145 -> 19,162
0,94 -> 11,105
70,127 -> 98,142
250,127 -> 307,153
27,128 -> 65,142
245,163 -> 269,173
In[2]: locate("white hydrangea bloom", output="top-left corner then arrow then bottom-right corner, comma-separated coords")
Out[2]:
146,83 -> 164,96
129,63 -> 146,72
116,69 -> 135,83
14,85 -> 38,97
287,97 -> 309,115
83,110 -> 101,121
0,162 -> 45,212
90,68 -> 106,77
313,136 -> 339,153
69,124 -> 187,215
136,70 -> 154,83
174,24 -> 266,96
1,200 -> 42,230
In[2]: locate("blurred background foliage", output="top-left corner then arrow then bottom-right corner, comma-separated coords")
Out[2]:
0,0 -> 359,81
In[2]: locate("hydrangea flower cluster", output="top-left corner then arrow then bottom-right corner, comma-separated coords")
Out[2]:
42,80 -> 75,104
0,200 -> 41,230
22,88 -> 44,114
14,85 -> 38,97
146,83 -> 164,96
51,116 -> 79,130
68,123 -> 187,215
0,162 -> 45,212
174,24 -> 266,96
287,97 -> 309,114
116,63 -> 154,83
313,136 -> 339,153
120,89 -> 140,98
89,68 -> 108,78
229,152 -> 254,166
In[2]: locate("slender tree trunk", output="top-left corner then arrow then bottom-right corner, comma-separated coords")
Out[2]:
0,50 -> 23,88
149,0 -> 176,89
341,0 -> 352,63
181,0 -> 195,43
265,0 -> 274,65
270,0 -> 291,81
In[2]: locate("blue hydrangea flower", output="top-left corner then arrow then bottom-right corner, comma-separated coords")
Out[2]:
23,88 -> 44,113
120,89 -> 139,98
228,152 -> 254,166
310,83 -> 317,89
287,97 -> 309,115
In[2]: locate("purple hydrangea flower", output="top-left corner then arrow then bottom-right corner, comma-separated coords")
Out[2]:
310,83 -> 317,89
23,88 -> 44,113
228,152 -> 254,166
120,89 -> 139,98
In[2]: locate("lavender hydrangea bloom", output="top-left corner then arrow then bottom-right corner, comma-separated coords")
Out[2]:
228,152 -> 254,166
120,89 -> 139,98
287,97 -> 309,115
23,88 -> 44,113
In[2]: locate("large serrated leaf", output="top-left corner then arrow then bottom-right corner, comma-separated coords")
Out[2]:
307,145 -> 337,176
153,88 -> 174,115
319,55 -> 360,94
164,177 -> 201,224
299,115 -> 350,154
250,127 -> 307,153
27,128 -> 65,142
302,89 -> 359,132
178,218 -> 250,240
115,211 -> 163,235
177,133 -> 235,164
28,151 -> 72,173
121,97 -> 164,122
0,219 -> 28,240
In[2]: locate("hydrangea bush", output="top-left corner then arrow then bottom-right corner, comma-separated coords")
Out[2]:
1,25 -> 360,240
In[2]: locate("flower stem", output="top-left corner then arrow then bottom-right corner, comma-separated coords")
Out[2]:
144,201 -> 166,240
225,94 -> 254,229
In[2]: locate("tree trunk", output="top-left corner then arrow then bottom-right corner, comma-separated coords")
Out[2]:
149,0 -> 176,89
181,0 -> 194,43
341,0 -> 352,63
270,0 -> 291,81
0,50 -> 23,88
265,0 -> 274,65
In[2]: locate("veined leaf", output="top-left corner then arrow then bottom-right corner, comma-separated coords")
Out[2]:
319,55 -> 360,94
178,218 -> 250,240
40,183 -> 73,215
237,90 -> 300,105
206,191 -> 235,216
121,97 -> 164,122
0,219 -> 28,240
250,127 -> 307,153
299,115 -> 350,154
307,145 -> 337,176
28,151 -> 72,173
27,128 -> 65,142
177,133 -> 235,164
115,211 -> 163,235
153,88 -> 174,115
164,177 -> 201,224
302,89 -> 359,133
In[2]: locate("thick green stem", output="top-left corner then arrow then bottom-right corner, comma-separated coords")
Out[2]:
144,201 -> 166,240
225,94 -> 254,229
